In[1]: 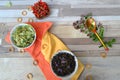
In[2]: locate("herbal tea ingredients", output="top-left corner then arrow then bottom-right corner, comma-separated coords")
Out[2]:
73,13 -> 116,50
11,24 -> 36,48
32,0 -> 50,19
51,52 -> 76,77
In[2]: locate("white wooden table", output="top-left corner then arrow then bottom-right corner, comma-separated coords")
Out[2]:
0,0 -> 120,80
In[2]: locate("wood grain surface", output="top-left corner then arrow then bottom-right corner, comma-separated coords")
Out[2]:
0,0 -> 120,80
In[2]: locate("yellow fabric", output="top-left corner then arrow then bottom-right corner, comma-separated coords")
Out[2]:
71,60 -> 84,80
41,32 -> 84,80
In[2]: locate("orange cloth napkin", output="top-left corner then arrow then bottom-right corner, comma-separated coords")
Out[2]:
5,22 -> 84,80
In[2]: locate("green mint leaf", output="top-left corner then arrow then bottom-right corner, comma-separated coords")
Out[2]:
107,42 -> 112,47
98,27 -> 104,39
93,38 -> 98,42
99,45 -> 103,48
111,38 -> 116,43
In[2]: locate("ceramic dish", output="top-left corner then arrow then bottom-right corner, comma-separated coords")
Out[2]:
51,50 -> 78,79
10,23 -> 36,49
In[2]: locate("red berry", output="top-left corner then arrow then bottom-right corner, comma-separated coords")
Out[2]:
32,1 -> 50,19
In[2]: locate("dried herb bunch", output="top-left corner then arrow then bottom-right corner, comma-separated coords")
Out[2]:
73,13 -> 116,48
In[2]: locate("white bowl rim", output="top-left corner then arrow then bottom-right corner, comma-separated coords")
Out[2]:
10,23 -> 36,49
50,50 -> 78,79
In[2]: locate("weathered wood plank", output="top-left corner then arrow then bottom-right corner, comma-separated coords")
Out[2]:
50,26 -> 120,38
0,58 -> 45,80
79,56 -> 120,80
59,8 -> 120,16
0,52 -> 30,58
61,37 -> 120,45
68,44 -> 120,51
1,0 -> 120,6
0,49 -> 120,58
0,44 -> 119,54
74,50 -> 120,57
0,1 -> 37,6
1,20 -> 120,27
0,5 -> 29,9
71,4 -> 120,8
0,4 -> 70,10
0,57 -> 120,80
0,9 -> 59,17
1,16 -> 120,23
0,0 -> 120,80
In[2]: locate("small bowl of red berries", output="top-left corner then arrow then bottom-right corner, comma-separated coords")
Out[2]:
32,0 -> 50,19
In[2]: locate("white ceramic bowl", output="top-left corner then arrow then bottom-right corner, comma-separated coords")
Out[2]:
10,23 -> 36,49
51,50 -> 78,79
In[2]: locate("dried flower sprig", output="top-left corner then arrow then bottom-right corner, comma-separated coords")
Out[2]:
73,13 -> 116,49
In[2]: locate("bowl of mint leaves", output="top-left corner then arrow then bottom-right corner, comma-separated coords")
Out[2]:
10,23 -> 36,49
